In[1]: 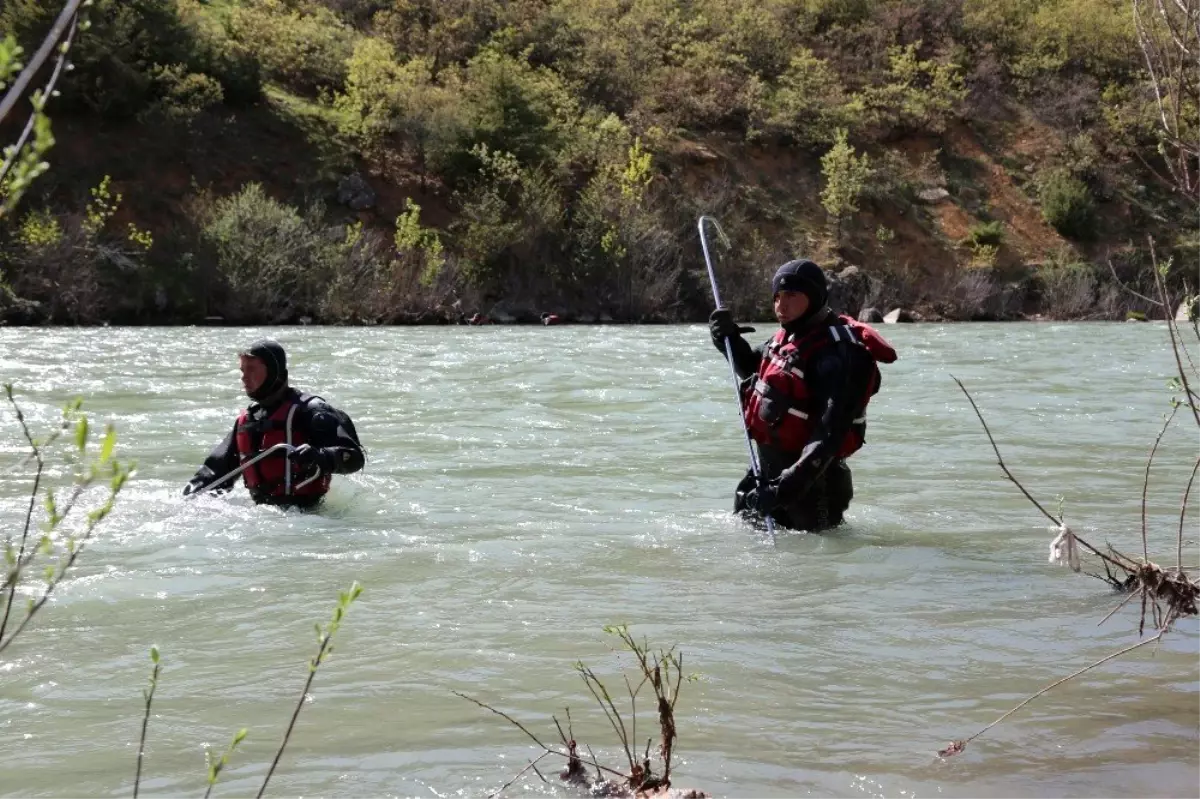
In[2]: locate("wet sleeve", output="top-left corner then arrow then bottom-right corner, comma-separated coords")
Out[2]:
776,344 -> 874,497
304,402 -> 365,475
185,423 -> 240,495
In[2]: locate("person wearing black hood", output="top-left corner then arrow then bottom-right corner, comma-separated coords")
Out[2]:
183,340 -> 365,509
708,259 -> 898,531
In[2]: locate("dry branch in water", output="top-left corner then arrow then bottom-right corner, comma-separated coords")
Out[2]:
940,367 -> 1198,757
457,626 -> 707,799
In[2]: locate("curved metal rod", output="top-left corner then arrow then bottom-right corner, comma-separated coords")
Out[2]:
697,215 -> 776,538
185,442 -> 295,499
295,466 -> 324,491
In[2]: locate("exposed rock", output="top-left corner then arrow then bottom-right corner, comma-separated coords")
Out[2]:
0,290 -> 45,325
858,306 -> 883,323
883,308 -> 915,323
917,187 -> 950,204
827,265 -> 880,317
980,283 -> 1028,321
336,173 -> 376,210
599,313 -> 614,323
674,139 -> 719,163
1177,299 -> 1199,322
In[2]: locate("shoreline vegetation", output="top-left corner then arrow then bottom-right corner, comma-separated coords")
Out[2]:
1,0 -> 1198,327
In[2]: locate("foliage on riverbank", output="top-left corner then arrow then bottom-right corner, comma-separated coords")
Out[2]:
1,0 -> 1196,324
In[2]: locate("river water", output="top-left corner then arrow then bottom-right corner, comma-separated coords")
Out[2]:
1,323 -> 1197,798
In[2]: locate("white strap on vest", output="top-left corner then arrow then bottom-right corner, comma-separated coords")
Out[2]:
828,323 -> 860,344
770,354 -> 803,379
284,403 -> 298,495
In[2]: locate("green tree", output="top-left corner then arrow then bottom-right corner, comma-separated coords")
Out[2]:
820,128 -> 873,245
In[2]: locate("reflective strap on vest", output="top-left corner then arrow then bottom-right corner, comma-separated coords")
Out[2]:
829,324 -> 860,344
284,403 -> 299,495
769,354 -> 803,379
754,378 -> 810,420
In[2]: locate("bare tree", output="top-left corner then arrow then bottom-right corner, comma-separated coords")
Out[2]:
1132,0 -> 1200,199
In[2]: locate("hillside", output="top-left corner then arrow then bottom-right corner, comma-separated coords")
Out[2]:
0,0 -> 1195,324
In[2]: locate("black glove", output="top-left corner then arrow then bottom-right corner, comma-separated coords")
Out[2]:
290,444 -> 333,474
709,309 -> 755,349
747,479 -> 780,516
184,476 -> 226,497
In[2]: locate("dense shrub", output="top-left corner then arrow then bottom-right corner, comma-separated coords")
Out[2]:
966,220 -> 1005,248
750,49 -> 849,147
201,184 -> 342,321
229,0 -> 357,95
0,0 -> 260,119
1037,168 -> 1097,239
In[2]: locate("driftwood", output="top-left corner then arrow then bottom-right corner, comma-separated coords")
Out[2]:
939,259 -> 1199,756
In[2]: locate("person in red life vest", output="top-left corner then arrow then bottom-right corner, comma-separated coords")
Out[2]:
709,259 -> 897,531
182,340 -> 365,509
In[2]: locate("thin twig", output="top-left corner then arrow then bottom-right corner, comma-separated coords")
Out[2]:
455,692 -> 630,782
552,714 -> 569,748
952,630 -> 1167,750
134,651 -> 160,799
0,388 -> 43,643
953,376 -> 1127,567
1142,405 -> 1178,561
453,691 -> 556,753
257,636 -> 331,799
0,11 -> 79,187
1180,456 -> 1200,570
953,376 -> 1062,527
585,744 -> 603,781
1097,588 -> 1142,627
1106,255 -> 1162,307
1150,240 -> 1200,428
0,0 -> 86,124
0,478 -> 126,657
623,671 -> 648,764
578,665 -> 634,768
487,752 -> 550,799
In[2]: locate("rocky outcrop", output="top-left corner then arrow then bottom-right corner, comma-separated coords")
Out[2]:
826,265 -> 882,319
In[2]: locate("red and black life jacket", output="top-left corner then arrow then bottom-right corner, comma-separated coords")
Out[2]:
742,315 -> 898,458
235,392 -> 332,500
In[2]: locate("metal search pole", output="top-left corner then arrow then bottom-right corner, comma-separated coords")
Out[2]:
697,215 -> 776,538
184,442 -> 295,499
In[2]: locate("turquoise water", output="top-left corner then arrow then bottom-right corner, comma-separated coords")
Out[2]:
0,323 -> 1197,797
